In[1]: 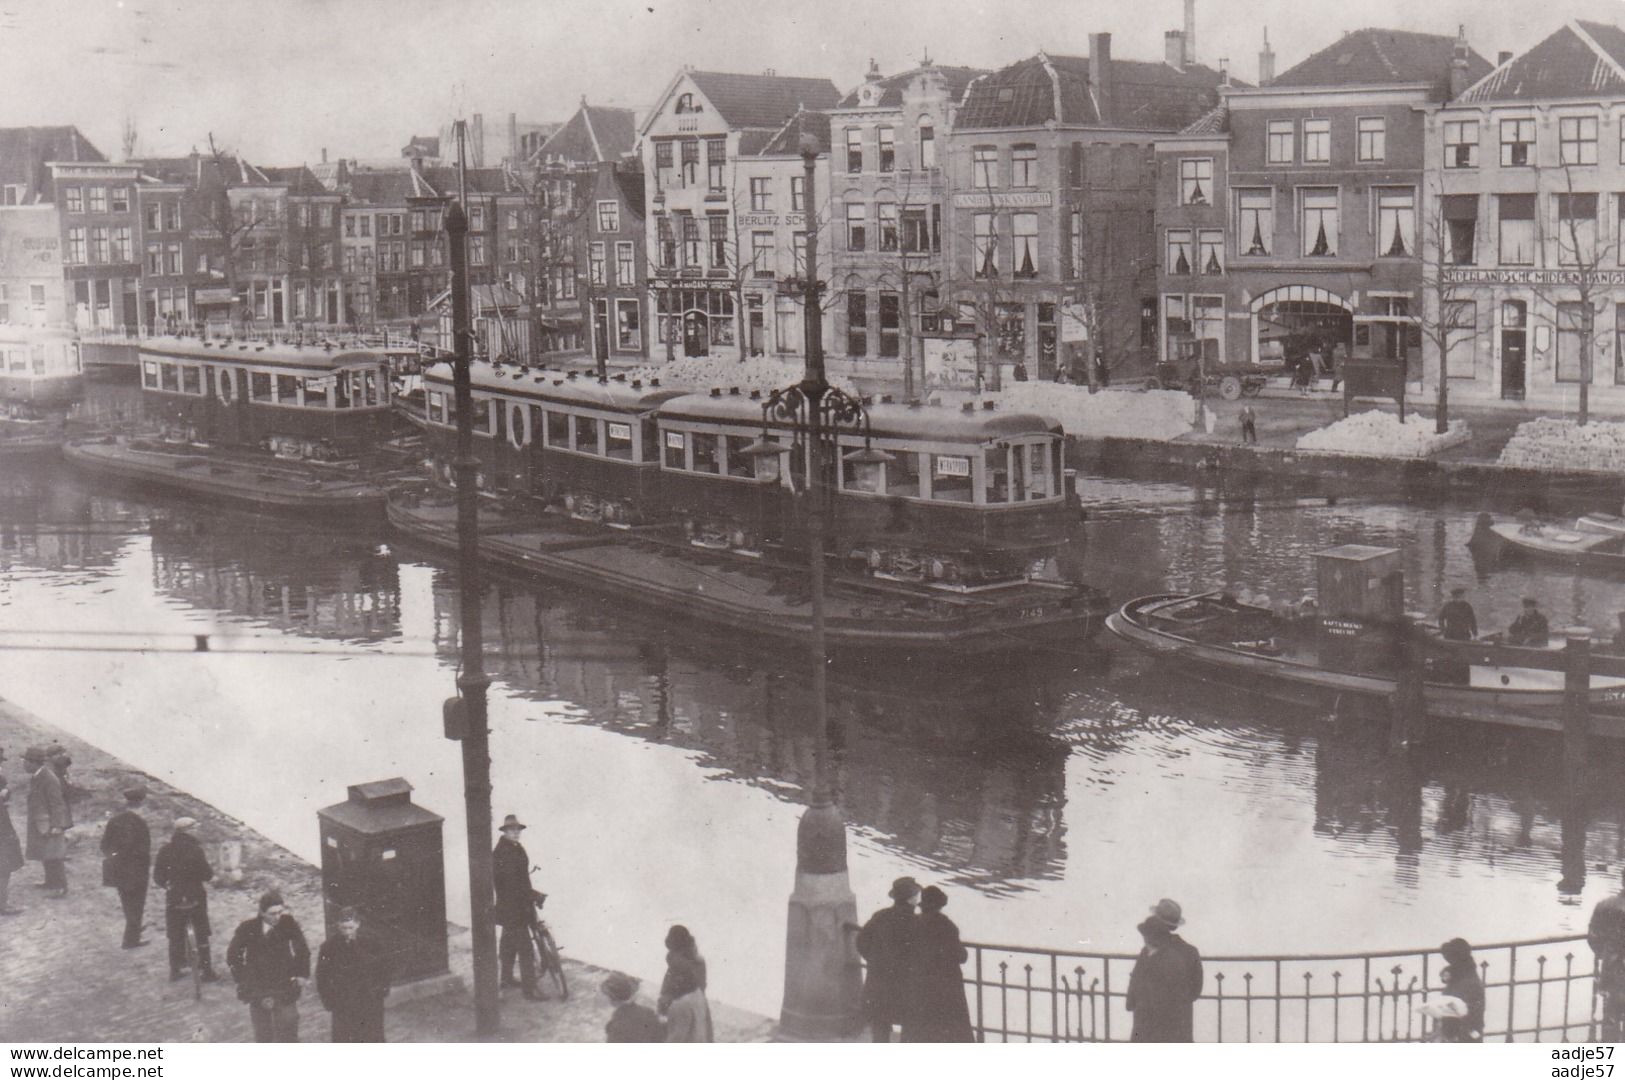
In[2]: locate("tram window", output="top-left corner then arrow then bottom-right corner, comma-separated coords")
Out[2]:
160,364 -> 180,392
251,372 -> 273,401
427,391 -> 446,425
276,374 -> 299,404
725,434 -> 755,478
547,411 -> 570,447
335,372 -> 353,409
363,370 -> 379,406
692,433 -> 720,474
841,457 -> 883,494
930,454 -> 973,502
303,376 -> 330,408
472,399 -> 494,435
641,418 -> 660,462
1025,443 -> 1052,499
663,429 -> 686,469
606,421 -> 635,460
573,415 -> 599,453
142,360 -> 160,388
181,366 -> 203,394
886,451 -> 922,498
984,447 -> 1010,503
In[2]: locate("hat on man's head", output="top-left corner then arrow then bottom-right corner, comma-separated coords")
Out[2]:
336,906 -> 361,924
123,785 -> 148,804
888,876 -> 920,901
1451,587 -> 1467,597
1523,596 -> 1540,607
1149,898 -> 1185,930
919,885 -> 948,911
601,972 -> 639,1003
173,816 -> 197,831
259,889 -> 285,913
22,745 -> 46,763
500,814 -> 526,831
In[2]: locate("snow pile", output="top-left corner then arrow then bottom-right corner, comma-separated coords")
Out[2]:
988,384 -> 1198,441
1295,410 -> 1470,457
1497,417 -> 1625,472
622,355 -> 856,395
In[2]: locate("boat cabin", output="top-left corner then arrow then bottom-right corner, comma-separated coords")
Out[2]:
137,337 -> 395,459
0,326 -> 82,409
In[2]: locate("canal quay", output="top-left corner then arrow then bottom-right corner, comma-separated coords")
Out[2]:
2,375 -> 1622,1040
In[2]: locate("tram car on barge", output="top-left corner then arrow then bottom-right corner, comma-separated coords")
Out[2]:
0,325 -> 83,408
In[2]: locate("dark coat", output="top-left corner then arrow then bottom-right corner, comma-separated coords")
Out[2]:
492,835 -> 535,929
152,831 -> 213,906
101,810 -> 151,889
1439,599 -> 1478,641
316,932 -> 391,1013
1590,892 -> 1625,995
1509,610 -> 1550,647
227,913 -> 311,1005
24,764 -> 69,862
1438,965 -> 1485,1042
658,950 -> 708,1013
605,1002 -> 665,1042
902,910 -> 974,1042
1126,935 -> 1204,1042
0,779 -> 23,875
856,902 -> 917,1021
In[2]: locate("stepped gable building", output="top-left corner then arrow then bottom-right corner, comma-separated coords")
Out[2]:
1426,20 -> 1625,412
1155,27 -> 1490,379
640,68 -> 841,361
825,59 -> 984,384
947,32 -> 1228,384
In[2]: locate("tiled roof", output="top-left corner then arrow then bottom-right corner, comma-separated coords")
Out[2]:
1179,103 -> 1229,135
261,165 -> 328,196
612,166 -> 645,216
538,104 -> 638,165
687,70 -> 841,130
402,135 -> 440,157
347,169 -> 420,206
1271,28 -> 1492,96
956,52 -> 1229,131
416,166 -> 519,198
0,126 -> 103,194
758,108 -> 831,156
835,64 -> 987,108
1460,21 -> 1625,103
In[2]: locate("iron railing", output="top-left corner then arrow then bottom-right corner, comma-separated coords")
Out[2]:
961,934 -> 1598,1042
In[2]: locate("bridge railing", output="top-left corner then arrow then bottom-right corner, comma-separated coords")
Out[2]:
961,934 -> 1597,1042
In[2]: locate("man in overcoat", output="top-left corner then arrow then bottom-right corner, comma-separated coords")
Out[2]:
315,906 -> 391,1042
102,786 -> 152,947
227,889 -> 311,1042
24,745 -> 69,897
0,747 -> 25,915
855,875 -> 919,1041
152,816 -> 219,981
1125,898 -> 1204,1042
1590,870 -> 1625,1041
493,814 -> 545,1001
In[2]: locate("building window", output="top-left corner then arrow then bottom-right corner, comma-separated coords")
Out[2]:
597,201 -> 619,232
972,146 -> 997,189
469,205 -> 485,232
165,243 -> 181,274
1497,193 -> 1535,265
470,236 -> 486,265
505,209 -> 520,231
847,203 -> 866,251
995,302 -> 1025,360
707,214 -> 727,267
1166,229 -> 1192,274
790,176 -> 805,212
1191,295 -> 1225,360
1375,188 -> 1416,258
166,202 -> 180,231
1301,189 -> 1338,257
1444,120 -> 1479,168
616,241 -> 635,284
1444,195 -> 1478,265
681,214 -> 701,266
847,290 -> 867,355
411,242 -> 426,268
589,241 -> 606,285
657,215 -> 676,267
1556,192 -> 1598,266
1267,120 -> 1294,164
1557,302 -> 1592,383
1560,116 -> 1598,166
655,140 -> 674,174
675,92 -> 697,114
751,231 -> 774,277
90,226 -> 108,263
878,203 -> 898,252
1012,212 -> 1038,278
1179,158 -> 1212,205
749,177 -> 770,212
64,186 -> 82,213
1303,119 -> 1331,164
1616,305 -> 1625,383
879,291 -> 900,357
359,215 -> 371,237
1236,189 -> 1273,256
410,210 -> 426,233
1197,229 -> 1223,274
878,127 -> 895,172
901,209 -> 929,254
1356,117 -> 1386,162
680,139 -> 699,186
919,121 -> 935,169
145,202 -> 162,231
973,213 -> 997,277
88,187 -> 106,213
706,138 -> 726,191
1501,119 -> 1535,166
616,298 -> 641,350
846,128 -> 863,174
1012,145 -> 1038,188
146,243 -> 162,274
1068,208 -> 1084,277
110,226 -> 131,263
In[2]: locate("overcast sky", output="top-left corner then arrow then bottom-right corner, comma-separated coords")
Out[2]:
1,0 -> 1622,166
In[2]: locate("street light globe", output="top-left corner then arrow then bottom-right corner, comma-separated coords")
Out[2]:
798,131 -> 822,159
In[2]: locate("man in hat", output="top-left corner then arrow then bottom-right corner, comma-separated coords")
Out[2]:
316,906 -> 390,1042
1438,588 -> 1478,642
102,785 -> 152,948
45,744 -> 74,816
227,889 -> 311,1042
1590,869 -> 1625,1041
23,745 -> 69,897
493,813 -> 544,1001
152,816 -> 218,982
602,972 -> 663,1042
0,746 -> 24,915
1125,898 -> 1203,1042
1508,597 -> 1550,647
855,876 -> 919,1041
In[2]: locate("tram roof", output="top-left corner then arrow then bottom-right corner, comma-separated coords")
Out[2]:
425,361 -> 688,412
139,336 -> 394,371
659,391 -> 1064,442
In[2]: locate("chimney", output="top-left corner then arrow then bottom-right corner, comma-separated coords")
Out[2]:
509,112 -> 518,165
472,113 -> 485,168
866,57 -> 883,82
1184,0 -> 1196,66
1219,57 -> 1230,87
1165,30 -> 1186,71
1259,27 -> 1276,87
321,147 -> 328,165
1089,32 -> 1114,123
1498,50 -> 1512,66
1448,24 -> 1471,99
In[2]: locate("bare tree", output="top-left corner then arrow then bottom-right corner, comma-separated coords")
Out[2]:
1528,165 -> 1619,426
200,134 -> 285,329
1419,185 -> 1486,434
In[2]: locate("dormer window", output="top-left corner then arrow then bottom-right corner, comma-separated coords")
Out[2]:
675,93 -> 699,114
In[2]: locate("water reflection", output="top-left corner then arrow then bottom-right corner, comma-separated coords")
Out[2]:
0,461 -> 139,574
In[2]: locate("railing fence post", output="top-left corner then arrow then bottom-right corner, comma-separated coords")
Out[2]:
1050,954 -> 1060,1042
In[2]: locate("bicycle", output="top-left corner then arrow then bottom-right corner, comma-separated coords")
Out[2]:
527,892 -> 569,1000
169,894 -> 203,1002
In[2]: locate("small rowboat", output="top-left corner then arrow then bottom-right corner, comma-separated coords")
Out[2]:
1470,513 -> 1625,572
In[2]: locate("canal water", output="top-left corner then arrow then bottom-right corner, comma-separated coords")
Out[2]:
2,378 -> 1623,1018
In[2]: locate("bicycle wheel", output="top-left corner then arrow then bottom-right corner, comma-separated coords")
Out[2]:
536,926 -> 568,1000
185,926 -> 202,1002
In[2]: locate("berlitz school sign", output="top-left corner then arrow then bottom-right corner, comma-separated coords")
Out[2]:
1441,267 -> 1625,286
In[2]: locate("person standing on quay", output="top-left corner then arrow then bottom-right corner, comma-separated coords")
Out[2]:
1125,898 -> 1204,1042
1238,403 -> 1258,445
1438,588 -> 1479,642
1589,869 -> 1625,1041
0,748 -> 24,915
658,924 -> 708,1015
1435,938 -> 1485,1043
227,889 -> 311,1042
663,962 -> 714,1042
24,745 -> 69,898
903,885 -> 974,1042
315,906 -> 391,1042
493,813 -> 545,1001
101,785 -> 152,948
152,817 -> 218,982
601,972 -> 663,1042
855,875 -> 919,1041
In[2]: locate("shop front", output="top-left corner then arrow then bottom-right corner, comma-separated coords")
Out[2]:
654,284 -> 737,360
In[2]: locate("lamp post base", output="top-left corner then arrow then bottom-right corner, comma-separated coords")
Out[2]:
776,865 -> 863,1041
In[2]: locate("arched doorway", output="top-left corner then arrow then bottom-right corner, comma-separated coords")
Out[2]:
683,310 -> 709,357
1250,286 -> 1352,367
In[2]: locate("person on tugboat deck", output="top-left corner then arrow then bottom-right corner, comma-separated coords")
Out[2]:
1507,597 -> 1549,647
1438,588 -> 1478,642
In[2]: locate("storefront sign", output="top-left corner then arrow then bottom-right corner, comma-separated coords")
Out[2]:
737,213 -> 806,228
1060,301 -> 1089,343
951,191 -> 1053,209
1442,267 -> 1625,287
194,287 -> 235,304
922,336 -> 979,389
933,455 -> 971,478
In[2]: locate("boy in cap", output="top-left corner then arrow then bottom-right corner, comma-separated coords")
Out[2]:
1438,588 -> 1478,642
855,876 -> 919,1041
1125,898 -> 1203,1042
23,745 -> 69,897
316,906 -> 390,1042
1508,597 -> 1550,647
102,785 -> 152,948
493,813 -> 545,1001
602,972 -> 663,1042
152,816 -> 218,981
227,889 -> 311,1042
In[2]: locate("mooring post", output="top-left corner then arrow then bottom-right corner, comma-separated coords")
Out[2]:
1563,626 -> 1592,780
1389,614 -> 1426,753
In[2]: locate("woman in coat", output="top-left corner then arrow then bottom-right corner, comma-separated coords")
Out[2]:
0,748 -> 24,914
657,924 -> 707,1015
902,886 -> 974,1042
1126,900 -> 1204,1042
663,960 -> 713,1042
1436,938 -> 1485,1042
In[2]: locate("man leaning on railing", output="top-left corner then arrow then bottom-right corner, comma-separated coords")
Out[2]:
1591,870 -> 1625,1041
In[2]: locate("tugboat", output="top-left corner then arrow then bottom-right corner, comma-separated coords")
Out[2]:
1107,544 -> 1625,736
63,335 -> 403,515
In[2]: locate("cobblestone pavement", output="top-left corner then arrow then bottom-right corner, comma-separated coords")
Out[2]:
0,699 -> 773,1044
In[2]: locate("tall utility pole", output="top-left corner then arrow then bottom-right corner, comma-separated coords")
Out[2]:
446,119 -> 499,1036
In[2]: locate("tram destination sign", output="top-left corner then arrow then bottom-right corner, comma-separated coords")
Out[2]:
1441,267 -> 1625,286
